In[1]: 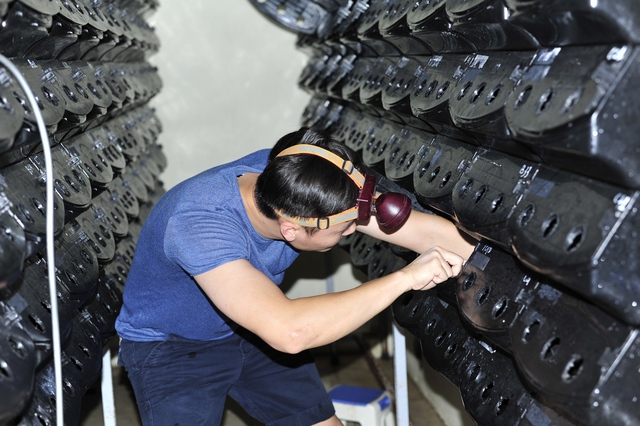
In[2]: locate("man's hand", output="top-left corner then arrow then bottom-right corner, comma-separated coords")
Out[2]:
401,246 -> 465,291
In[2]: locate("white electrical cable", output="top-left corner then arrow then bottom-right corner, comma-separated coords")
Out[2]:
0,54 -> 64,426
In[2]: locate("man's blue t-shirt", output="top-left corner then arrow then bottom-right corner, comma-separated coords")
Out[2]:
115,149 -> 300,342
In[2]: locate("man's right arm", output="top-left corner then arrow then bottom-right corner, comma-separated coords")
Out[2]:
194,246 -> 463,354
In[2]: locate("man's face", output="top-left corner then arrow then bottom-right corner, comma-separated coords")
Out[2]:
290,221 -> 357,252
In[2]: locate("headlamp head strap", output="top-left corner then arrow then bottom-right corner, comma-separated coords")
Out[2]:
274,144 -> 374,229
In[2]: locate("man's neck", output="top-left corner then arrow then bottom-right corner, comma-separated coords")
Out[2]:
238,173 -> 283,240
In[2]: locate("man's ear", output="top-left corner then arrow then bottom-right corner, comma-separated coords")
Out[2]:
280,220 -> 300,242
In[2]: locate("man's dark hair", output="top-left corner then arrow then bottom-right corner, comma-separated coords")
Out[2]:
255,127 -> 363,231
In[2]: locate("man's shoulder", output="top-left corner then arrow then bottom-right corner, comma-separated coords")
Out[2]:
191,149 -> 270,182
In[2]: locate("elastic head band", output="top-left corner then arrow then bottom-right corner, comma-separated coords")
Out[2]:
276,144 -> 367,187
274,144 -> 375,229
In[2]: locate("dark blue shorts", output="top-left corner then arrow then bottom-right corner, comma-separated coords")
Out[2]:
118,330 -> 335,425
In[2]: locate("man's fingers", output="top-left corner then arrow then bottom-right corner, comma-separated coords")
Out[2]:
416,247 -> 467,288
434,247 -> 465,267
405,246 -> 470,291
431,247 -> 465,276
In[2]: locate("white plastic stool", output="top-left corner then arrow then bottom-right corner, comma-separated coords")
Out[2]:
329,385 -> 396,426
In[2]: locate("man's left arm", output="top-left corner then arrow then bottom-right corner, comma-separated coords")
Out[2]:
357,209 -> 477,259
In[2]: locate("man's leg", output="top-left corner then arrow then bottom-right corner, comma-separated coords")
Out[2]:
228,330 -> 337,426
118,335 -> 243,425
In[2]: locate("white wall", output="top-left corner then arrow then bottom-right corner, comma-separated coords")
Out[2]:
147,2 -> 470,424
148,1 -> 310,190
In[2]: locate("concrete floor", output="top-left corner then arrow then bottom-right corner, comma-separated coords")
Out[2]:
78,337 -> 446,426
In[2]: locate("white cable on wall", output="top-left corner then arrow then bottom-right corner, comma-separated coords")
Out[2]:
0,54 -> 64,426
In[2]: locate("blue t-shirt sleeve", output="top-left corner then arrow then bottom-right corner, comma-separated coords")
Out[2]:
164,207 -> 249,276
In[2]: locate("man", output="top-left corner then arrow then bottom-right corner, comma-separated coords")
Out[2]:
116,127 -> 475,425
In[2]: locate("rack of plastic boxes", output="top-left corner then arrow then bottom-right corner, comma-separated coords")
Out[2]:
0,0 -> 165,424
249,1 -> 640,425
